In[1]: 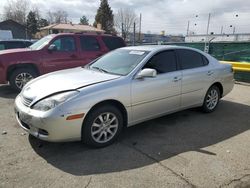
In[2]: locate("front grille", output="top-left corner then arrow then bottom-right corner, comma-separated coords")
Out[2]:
21,96 -> 33,107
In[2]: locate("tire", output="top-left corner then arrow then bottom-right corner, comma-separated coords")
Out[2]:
9,68 -> 37,91
82,105 -> 123,148
202,85 -> 220,113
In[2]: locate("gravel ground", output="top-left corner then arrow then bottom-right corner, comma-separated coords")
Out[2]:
0,83 -> 249,188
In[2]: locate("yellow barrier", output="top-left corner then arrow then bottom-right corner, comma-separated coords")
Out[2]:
220,61 -> 250,72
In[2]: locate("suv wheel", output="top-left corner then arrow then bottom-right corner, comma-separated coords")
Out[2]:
9,68 -> 37,91
82,105 -> 123,148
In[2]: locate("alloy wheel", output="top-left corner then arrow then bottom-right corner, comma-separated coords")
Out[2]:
15,73 -> 33,89
91,112 -> 119,144
206,88 -> 219,110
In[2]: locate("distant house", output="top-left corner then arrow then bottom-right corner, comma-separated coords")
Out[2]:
0,20 -> 28,39
38,23 -> 105,38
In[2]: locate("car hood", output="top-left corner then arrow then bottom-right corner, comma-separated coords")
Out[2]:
0,48 -> 30,55
21,67 -> 120,102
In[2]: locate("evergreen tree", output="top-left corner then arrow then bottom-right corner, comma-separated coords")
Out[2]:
38,18 -> 49,28
80,15 -> 89,25
26,11 -> 38,37
94,0 -> 115,33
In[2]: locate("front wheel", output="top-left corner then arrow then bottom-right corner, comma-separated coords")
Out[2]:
9,68 -> 37,91
202,85 -> 220,113
82,105 -> 123,148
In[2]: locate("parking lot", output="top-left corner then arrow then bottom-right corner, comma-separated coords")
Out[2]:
0,83 -> 249,188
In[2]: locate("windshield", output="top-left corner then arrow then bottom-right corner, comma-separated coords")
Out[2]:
89,49 -> 149,76
29,35 -> 54,50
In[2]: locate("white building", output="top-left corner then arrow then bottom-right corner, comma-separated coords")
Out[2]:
185,33 -> 250,42
0,30 -> 13,40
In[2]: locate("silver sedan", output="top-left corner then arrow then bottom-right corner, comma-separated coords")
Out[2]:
14,46 -> 234,147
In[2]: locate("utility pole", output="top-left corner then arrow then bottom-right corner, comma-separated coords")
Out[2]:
186,20 -> 190,36
220,26 -> 223,34
133,22 -> 136,46
139,13 -> 142,44
122,23 -> 124,39
204,13 -> 211,53
233,26 -> 236,34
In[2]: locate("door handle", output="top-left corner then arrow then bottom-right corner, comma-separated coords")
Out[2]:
173,77 -> 182,82
207,71 -> 214,76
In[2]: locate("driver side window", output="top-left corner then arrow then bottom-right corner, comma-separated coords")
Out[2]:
51,37 -> 76,52
144,50 -> 177,74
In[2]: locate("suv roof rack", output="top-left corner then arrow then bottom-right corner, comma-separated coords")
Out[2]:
74,31 -> 104,35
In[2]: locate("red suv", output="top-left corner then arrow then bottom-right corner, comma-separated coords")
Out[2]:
0,33 -> 125,90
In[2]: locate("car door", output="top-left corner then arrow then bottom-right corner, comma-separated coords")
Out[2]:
131,50 -> 182,124
176,49 -> 213,108
42,36 -> 81,73
79,36 -> 105,66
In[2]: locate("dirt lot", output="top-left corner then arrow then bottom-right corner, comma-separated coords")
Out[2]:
0,83 -> 250,188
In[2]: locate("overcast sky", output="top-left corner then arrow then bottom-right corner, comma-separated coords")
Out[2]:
1,0 -> 250,35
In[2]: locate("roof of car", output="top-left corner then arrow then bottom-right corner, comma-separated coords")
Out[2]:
54,33 -> 121,37
0,39 -> 33,42
121,45 -> 204,53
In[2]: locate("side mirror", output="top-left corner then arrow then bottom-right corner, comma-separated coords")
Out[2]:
48,44 -> 57,51
136,68 -> 157,79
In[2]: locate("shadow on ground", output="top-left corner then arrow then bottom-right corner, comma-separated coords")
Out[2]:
0,85 -> 18,99
29,100 -> 250,176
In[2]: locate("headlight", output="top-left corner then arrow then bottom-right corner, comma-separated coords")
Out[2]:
32,91 -> 79,111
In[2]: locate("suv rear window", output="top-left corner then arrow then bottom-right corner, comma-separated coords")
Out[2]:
102,36 -> 125,50
80,36 -> 100,51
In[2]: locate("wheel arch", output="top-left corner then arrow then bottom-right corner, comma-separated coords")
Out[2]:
211,82 -> 223,98
84,99 -> 128,128
7,63 -> 40,81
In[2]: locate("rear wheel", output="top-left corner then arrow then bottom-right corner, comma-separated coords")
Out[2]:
202,85 -> 220,113
9,68 -> 37,91
82,105 -> 123,148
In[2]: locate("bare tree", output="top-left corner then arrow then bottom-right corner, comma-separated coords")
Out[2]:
114,8 -> 138,40
47,10 -> 68,24
3,0 -> 29,24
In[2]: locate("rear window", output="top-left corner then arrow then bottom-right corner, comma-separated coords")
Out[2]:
177,49 -> 206,70
5,41 -> 25,49
80,36 -> 100,51
102,36 -> 125,50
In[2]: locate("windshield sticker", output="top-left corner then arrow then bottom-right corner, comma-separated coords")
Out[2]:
129,51 -> 145,55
